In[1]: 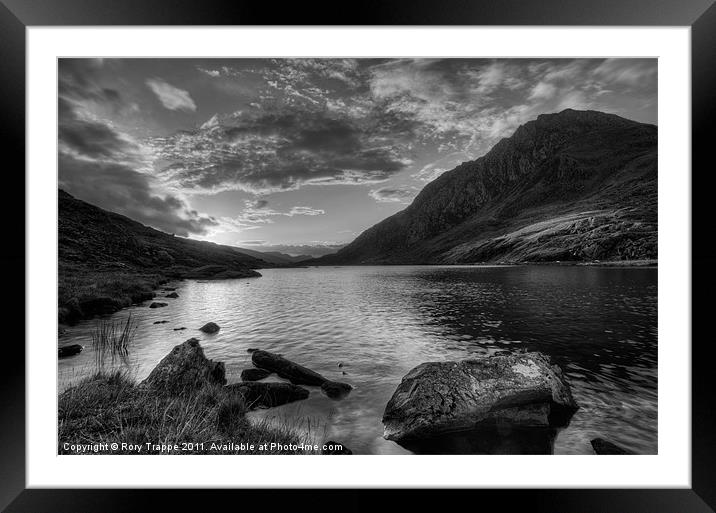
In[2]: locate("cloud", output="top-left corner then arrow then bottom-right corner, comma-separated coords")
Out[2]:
289,206 -> 325,216
528,81 -> 557,100
58,93 -> 217,237
149,106 -> 414,195
233,199 -> 326,225
59,59 -> 127,113
59,154 -> 218,237
593,59 -> 657,87
146,78 -> 197,112
58,98 -> 140,159
369,186 -> 418,204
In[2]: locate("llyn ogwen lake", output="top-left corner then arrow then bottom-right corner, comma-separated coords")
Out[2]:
59,265 -> 657,455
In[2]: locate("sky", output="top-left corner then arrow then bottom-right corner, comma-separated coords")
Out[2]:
58,58 -> 657,256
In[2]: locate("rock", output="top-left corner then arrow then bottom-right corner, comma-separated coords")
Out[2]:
338,363 -> 344,368
153,320 -> 168,324
166,292 -> 179,298
251,350 -> 327,386
199,322 -> 220,334
227,381 -> 309,409
173,327 -> 186,331
322,440 -> 353,455
241,368 -> 272,381
140,338 -> 226,393
321,380 -> 353,400
382,352 -> 578,442
247,348 -> 258,353
591,438 -> 632,455
58,344 -> 83,358
149,302 -> 168,309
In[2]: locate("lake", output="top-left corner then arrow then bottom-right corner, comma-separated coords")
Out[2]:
58,265 -> 658,455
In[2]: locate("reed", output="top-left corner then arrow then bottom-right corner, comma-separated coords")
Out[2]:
91,314 -> 138,372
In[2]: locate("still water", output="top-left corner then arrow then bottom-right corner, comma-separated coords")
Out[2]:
59,265 -> 657,455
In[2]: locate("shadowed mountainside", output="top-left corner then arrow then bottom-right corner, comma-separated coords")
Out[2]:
316,109 -> 657,265
59,189 -> 265,323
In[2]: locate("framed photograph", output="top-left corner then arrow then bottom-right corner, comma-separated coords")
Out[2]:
3,0 -> 714,510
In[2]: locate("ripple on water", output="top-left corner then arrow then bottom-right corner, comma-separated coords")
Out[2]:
59,265 -> 657,455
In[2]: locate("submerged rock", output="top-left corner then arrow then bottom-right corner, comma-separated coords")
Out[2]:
166,292 -> 179,298
227,381 -> 309,409
251,350 -> 327,386
241,368 -> 272,381
382,352 -> 578,442
149,302 -> 168,309
58,344 -> 83,358
322,440 -> 353,455
321,380 -> 353,400
199,322 -> 220,334
140,338 -> 226,393
173,327 -> 186,331
153,320 -> 168,324
591,438 -> 632,455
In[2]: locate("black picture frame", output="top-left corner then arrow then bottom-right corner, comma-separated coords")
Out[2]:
2,0 -> 714,511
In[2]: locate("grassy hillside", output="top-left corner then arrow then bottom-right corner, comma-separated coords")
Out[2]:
59,189 -> 265,323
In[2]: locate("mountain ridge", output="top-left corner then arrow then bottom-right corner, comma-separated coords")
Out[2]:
315,109 -> 657,265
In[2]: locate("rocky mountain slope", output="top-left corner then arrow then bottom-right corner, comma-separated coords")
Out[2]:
318,109 -> 657,265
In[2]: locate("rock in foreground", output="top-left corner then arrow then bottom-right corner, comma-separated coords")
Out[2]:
140,338 -> 226,393
251,350 -> 352,398
199,322 -> 220,334
227,381 -> 309,409
321,380 -> 353,400
382,352 -> 578,442
251,350 -> 328,386
58,344 -> 83,358
241,368 -> 272,381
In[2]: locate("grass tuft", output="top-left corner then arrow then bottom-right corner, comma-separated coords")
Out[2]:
58,371 -> 316,455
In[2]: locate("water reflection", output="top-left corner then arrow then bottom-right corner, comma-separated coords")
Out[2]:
59,265 -> 657,455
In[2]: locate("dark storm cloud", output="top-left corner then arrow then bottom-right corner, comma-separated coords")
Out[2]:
150,107 -> 414,194
59,153 -> 218,237
58,98 -> 138,159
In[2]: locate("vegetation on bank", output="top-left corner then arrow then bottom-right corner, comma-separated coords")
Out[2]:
59,318 -> 317,455
59,264 -> 167,325
58,370 -> 313,455
59,189 -> 264,325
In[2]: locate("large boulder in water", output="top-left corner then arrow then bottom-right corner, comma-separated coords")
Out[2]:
140,338 -> 226,393
227,381 -> 309,409
382,352 -> 578,442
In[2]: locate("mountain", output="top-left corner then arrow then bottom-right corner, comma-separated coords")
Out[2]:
318,109 -> 657,265
59,189 -> 265,323
232,247 -> 313,265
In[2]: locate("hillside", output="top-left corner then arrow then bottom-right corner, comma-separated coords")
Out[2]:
59,189 -> 264,323
318,109 -> 657,265
232,247 -> 313,265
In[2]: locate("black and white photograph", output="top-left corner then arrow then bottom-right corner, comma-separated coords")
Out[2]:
57,57 -> 658,456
